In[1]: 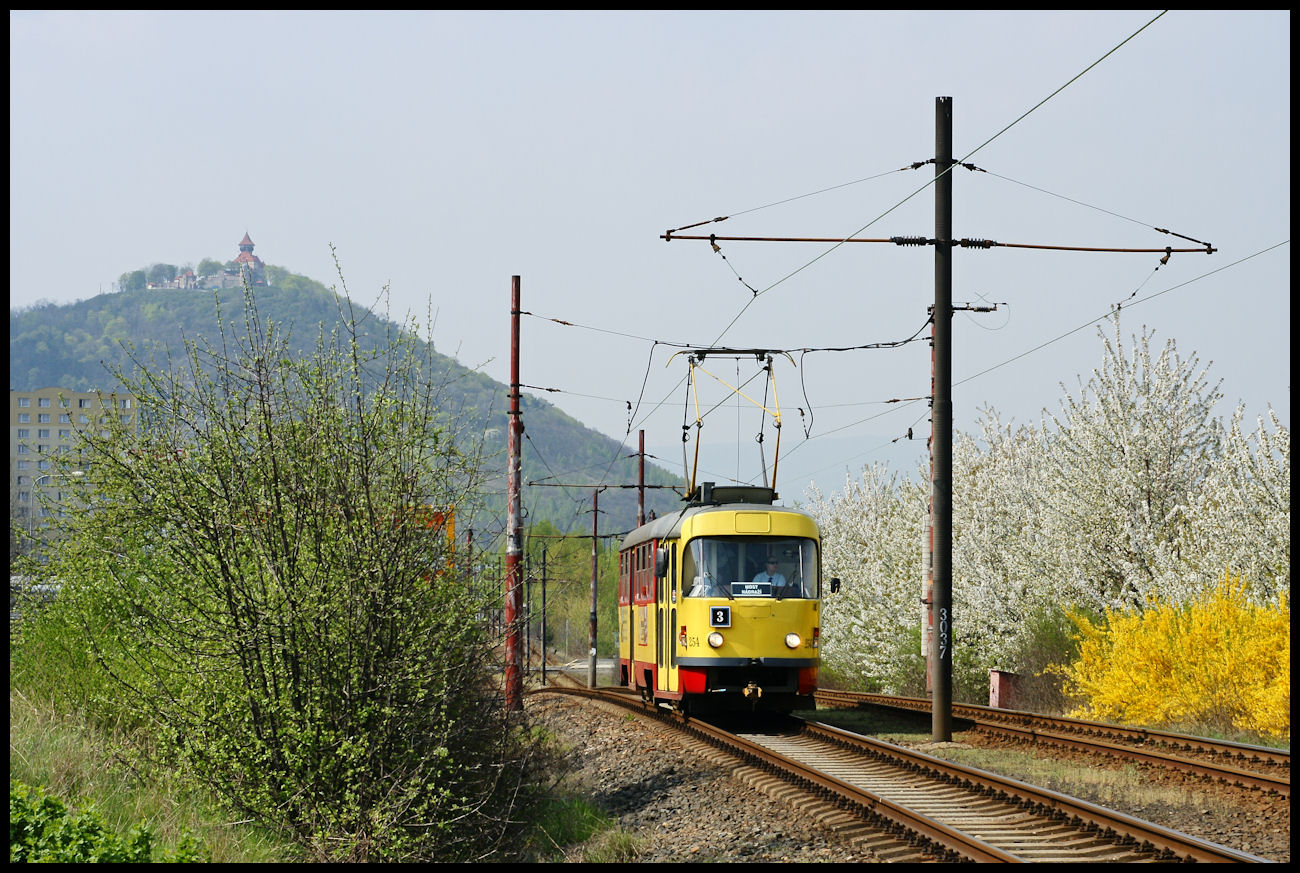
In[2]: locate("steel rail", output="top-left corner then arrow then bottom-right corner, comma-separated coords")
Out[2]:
538,686 -> 1008,862
532,686 -> 1270,862
798,718 -> 1272,863
815,689 -> 1291,790
970,719 -> 1286,796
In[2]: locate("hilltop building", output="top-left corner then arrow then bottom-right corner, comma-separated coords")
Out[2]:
149,233 -> 270,290
231,232 -> 268,287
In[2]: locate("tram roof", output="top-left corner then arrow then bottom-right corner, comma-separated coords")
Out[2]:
620,500 -> 816,550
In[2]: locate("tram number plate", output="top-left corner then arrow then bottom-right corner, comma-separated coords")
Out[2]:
710,606 -> 731,628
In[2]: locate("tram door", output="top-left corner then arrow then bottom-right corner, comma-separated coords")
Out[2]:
656,544 -> 677,694
619,550 -> 633,686
635,544 -> 652,691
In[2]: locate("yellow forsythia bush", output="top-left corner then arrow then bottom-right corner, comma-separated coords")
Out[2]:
1062,572 -> 1290,742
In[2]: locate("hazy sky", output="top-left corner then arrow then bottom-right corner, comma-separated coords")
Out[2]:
10,10 -> 1290,501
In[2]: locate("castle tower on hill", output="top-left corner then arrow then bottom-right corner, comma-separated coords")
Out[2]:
233,232 -> 267,286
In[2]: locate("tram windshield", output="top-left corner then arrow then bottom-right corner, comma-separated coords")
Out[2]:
683,536 -> 818,599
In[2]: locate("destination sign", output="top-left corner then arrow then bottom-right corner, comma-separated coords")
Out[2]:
732,581 -> 772,598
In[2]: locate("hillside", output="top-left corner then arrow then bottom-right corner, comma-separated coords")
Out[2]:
9,271 -> 683,534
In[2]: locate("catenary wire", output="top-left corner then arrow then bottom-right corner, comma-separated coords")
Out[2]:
521,12 -> 1180,504
705,11 -> 1170,317
953,240 -> 1289,390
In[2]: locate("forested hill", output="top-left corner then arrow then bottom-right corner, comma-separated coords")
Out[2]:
9,269 -> 683,533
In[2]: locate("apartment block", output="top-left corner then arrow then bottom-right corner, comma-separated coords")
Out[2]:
9,386 -> 137,526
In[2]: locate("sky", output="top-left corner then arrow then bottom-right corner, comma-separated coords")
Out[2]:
10,10 -> 1290,503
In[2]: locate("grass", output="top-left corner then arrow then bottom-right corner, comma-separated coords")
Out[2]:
9,694 -> 643,864
513,715 -> 645,862
571,828 -> 643,862
10,680 -> 645,863
8,687 -> 293,862
520,794 -> 643,862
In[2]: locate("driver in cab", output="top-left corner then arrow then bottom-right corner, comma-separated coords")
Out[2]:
754,557 -> 785,587
755,556 -> 800,597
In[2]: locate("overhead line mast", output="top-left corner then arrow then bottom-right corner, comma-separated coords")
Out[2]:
505,275 -> 524,711
658,96 -> 1216,744
932,96 -> 953,742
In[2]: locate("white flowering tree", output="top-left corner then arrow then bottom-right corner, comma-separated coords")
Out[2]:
1040,313 -> 1225,610
806,463 -> 927,691
1159,405 -> 1290,600
950,409 -> 1056,669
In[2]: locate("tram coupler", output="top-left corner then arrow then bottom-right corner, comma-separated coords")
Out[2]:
743,682 -> 763,701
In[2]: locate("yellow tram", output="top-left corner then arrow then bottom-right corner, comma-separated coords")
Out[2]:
618,482 -> 838,714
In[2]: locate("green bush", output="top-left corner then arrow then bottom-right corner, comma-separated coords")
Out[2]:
1003,602 -> 1096,714
881,624 -> 929,698
35,283 -> 549,861
10,781 -> 206,863
951,633 -> 993,704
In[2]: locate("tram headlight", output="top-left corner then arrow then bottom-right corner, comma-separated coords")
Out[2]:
707,632 -> 724,648
785,632 -> 802,649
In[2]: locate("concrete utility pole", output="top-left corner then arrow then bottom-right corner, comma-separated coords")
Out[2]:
931,96 -> 954,742
505,275 -> 524,710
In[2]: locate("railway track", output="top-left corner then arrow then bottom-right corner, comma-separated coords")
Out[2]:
533,685 -> 1272,862
814,689 -> 1290,798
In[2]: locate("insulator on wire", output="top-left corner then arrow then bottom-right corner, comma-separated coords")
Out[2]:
958,238 -> 994,248
891,236 -> 930,246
